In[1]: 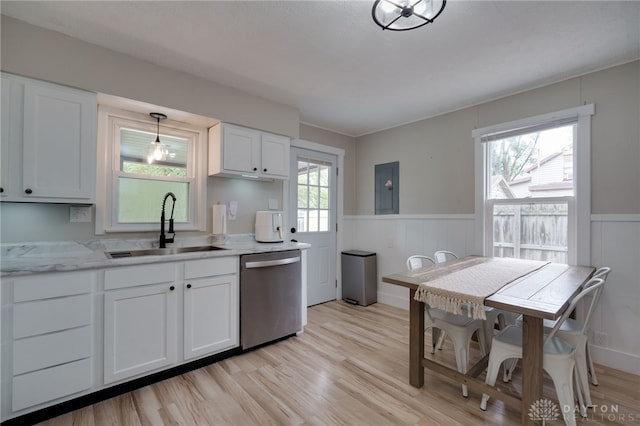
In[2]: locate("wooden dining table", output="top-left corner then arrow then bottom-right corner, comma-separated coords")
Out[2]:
382,256 -> 595,425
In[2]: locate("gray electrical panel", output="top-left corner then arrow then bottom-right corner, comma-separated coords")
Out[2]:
341,250 -> 377,306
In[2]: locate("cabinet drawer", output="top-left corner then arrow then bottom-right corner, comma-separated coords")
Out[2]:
13,326 -> 92,375
12,358 -> 92,411
184,257 -> 237,279
13,294 -> 92,339
13,271 -> 93,302
105,263 -> 176,290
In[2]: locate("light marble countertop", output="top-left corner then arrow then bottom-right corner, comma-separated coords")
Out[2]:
1,234 -> 310,277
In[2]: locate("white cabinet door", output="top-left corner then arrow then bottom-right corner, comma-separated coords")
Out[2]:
22,81 -> 97,201
208,122 -> 290,180
0,72 -> 97,203
1,74 -> 22,199
260,133 -> 290,179
183,274 -> 239,360
104,283 -> 178,384
221,124 -> 260,174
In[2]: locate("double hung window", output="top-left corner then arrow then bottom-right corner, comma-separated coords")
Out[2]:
474,105 -> 594,265
97,107 -> 206,233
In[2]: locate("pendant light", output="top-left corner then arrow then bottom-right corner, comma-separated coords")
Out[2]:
147,112 -> 168,164
372,0 -> 446,31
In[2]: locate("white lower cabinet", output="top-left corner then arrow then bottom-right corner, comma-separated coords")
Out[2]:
103,257 -> 238,385
103,263 -> 178,384
3,271 -> 95,416
183,257 -> 238,360
103,282 -> 178,384
1,256 -> 240,422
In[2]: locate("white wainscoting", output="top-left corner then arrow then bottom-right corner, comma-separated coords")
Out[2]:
342,214 -> 476,310
343,214 -> 640,375
590,215 -> 640,375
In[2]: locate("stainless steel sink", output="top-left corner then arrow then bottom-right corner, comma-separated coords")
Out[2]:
105,245 -> 227,259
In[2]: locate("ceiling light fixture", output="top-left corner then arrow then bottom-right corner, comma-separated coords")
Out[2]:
148,112 -> 168,164
372,0 -> 446,31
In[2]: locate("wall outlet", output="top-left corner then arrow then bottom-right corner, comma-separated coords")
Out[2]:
593,331 -> 608,347
70,206 -> 92,223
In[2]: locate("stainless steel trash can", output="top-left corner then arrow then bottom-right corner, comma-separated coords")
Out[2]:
341,250 -> 377,306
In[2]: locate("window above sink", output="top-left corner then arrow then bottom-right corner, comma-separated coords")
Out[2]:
95,106 -> 208,235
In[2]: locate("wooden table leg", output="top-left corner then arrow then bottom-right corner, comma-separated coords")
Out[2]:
522,315 -> 543,425
409,288 -> 424,388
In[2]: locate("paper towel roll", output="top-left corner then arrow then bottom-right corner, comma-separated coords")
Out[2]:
212,204 -> 227,235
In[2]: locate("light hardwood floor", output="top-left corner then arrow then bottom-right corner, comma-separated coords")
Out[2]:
39,301 -> 639,425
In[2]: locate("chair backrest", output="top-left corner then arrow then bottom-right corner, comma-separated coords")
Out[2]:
592,266 -> 611,281
434,250 -> 458,264
580,266 -> 610,331
406,255 -> 435,271
544,277 -> 605,345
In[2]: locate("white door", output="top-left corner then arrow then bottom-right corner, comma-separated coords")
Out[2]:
289,147 -> 337,306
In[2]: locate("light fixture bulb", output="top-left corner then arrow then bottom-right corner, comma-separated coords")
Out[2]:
148,112 -> 168,164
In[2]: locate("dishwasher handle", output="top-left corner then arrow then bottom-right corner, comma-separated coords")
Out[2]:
245,256 -> 300,269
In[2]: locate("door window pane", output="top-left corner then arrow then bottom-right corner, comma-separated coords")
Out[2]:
296,157 -> 331,233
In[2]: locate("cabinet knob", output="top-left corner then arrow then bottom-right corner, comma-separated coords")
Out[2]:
253,167 -> 257,171
263,168 -> 267,172
169,285 -> 175,291
24,188 -> 33,194
186,284 -> 192,289
0,187 -> 3,193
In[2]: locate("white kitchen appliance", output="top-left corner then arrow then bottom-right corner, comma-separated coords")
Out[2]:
255,211 -> 284,242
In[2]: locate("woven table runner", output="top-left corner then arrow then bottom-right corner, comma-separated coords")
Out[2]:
414,258 -> 549,319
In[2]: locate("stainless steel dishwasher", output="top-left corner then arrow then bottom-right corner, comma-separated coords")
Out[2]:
240,250 -> 302,350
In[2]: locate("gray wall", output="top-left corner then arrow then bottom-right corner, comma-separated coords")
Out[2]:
354,60 -> 640,215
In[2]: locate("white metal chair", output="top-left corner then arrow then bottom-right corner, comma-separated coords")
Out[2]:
480,277 -> 605,426
509,267 -> 611,408
406,255 -> 436,271
406,255 -> 487,397
433,250 -> 505,350
433,250 -> 458,264
582,267 -> 610,388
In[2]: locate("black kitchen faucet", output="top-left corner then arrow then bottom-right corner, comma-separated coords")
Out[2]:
159,192 -> 176,248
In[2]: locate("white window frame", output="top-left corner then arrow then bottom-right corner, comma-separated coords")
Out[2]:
473,104 -> 594,266
96,105 -> 207,234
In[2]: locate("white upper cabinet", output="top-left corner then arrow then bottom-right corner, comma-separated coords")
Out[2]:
208,122 -> 290,180
0,73 -> 97,203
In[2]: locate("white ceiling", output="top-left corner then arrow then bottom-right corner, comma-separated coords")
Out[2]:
2,1 -> 639,137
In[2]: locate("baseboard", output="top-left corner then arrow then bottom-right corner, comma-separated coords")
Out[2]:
589,345 -> 640,376
377,292 -> 409,310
